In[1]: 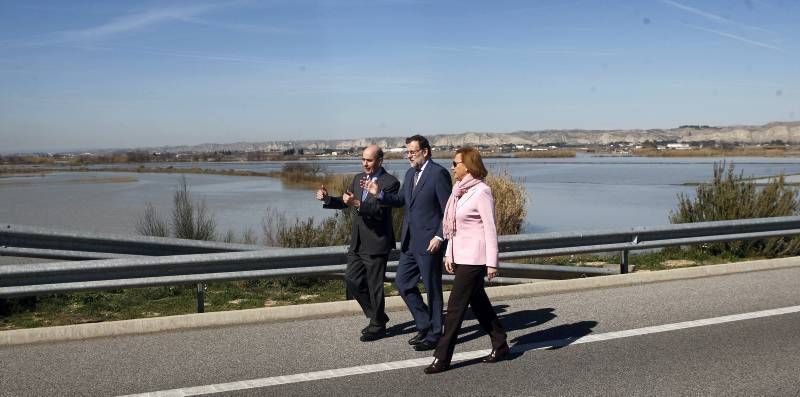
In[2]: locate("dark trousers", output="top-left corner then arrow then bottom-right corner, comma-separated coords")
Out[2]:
434,264 -> 506,363
395,250 -> 444,343
346,250 -> 389,329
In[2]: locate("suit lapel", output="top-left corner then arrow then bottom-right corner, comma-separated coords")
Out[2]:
415,168 -> 428,193
355,172 -> 364,202
409,167 -> 427,206
457,187 -> 479,208
405,170 -> 415,204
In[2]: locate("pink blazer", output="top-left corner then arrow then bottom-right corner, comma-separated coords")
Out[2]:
444,181 -> 499,268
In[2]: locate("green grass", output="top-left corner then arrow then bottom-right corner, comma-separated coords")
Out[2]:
515,247 -> 756,272
0,247 -> 762,330
0,278 -> 405,330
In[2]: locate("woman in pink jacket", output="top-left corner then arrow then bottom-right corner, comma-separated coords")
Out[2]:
424,147 -> 509,374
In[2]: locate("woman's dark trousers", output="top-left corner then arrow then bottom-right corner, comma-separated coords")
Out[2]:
434,264 -> 507,363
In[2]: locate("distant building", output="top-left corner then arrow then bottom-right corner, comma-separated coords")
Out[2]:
666,143 -> 691,150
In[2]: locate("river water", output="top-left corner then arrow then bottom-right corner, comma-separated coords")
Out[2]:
3,155 -> 800,237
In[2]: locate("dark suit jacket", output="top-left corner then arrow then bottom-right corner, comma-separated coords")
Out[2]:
379,160 -> 452,253
324,167 -> 400,255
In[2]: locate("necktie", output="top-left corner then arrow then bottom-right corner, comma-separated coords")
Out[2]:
413,169 -> 421,190
362,174 -> 371,201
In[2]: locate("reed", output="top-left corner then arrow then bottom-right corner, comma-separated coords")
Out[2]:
513,149 -> 576,158
262,173 -> 405,248
172,176 -> 217,241
134,176 -> 216,240
670,162 -> 800,257
486,170 -> 528,235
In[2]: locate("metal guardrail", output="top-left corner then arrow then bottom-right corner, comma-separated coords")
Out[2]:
0,223 -> 263,257
2,216 -> 800,312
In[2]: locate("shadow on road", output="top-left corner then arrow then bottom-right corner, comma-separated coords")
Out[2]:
386,320 -> 417,337
444,306 -> 597,370
454,306 -> 557,346
510,320 -> 598,352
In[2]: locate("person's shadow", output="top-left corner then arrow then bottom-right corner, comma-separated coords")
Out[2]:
386,319 -> 418,337
454,306 -> 557,346
386,305 -> 557,339
449,306 -> 597,370
510,320 -> 598,351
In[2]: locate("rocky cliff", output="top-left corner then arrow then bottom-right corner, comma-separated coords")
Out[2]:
152,121 -> 800,152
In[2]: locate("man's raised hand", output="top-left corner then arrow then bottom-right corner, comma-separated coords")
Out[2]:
360,179 -> 380,196
315,184 -> 328,201
342,190 -> 355,206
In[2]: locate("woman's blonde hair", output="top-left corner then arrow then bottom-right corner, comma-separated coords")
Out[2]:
455,146 -> 488,179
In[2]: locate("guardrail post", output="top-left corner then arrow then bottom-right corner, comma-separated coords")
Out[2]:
196,282 -> 206,313
620,250 -> 629,274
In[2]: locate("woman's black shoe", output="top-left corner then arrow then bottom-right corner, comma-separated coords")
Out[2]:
481,343 -> 510,363
423,358 -> 450,374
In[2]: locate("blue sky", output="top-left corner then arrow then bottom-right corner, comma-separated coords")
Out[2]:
1,0 -> 798,153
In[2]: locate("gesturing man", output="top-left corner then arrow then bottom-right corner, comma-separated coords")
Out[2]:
316,144 -> 400,342
364,135 -> 451,351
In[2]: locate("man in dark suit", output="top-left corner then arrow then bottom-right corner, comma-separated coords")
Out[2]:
364,135 -> 452,351
316,144 -> 400,342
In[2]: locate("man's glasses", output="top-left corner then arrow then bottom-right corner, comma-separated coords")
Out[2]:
405,150 -> 421,156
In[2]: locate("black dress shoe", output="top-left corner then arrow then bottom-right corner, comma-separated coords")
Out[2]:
481,343 -> 510,363
423,358 -> 450,374
413,339 -> 437,351
362,320 -> 388,335
359,328 -> 386,342
408,331 -> 427,345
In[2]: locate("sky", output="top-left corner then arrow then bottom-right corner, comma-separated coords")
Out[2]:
0,0 -> 798,153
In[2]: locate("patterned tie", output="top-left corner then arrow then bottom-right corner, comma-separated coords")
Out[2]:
413,169 -> 421,191
361,174 -> 371,201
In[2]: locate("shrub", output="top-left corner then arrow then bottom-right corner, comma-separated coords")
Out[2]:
670,162 -> 800,257
263,173 -> 404,247
136,176 -> 216,241
136,203 -> 169,237
172,177 -> 216,240
280,162 -> 326,184
487,170 -> 528,235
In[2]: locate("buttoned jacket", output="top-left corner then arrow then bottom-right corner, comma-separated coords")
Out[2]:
444,181 -> 499,268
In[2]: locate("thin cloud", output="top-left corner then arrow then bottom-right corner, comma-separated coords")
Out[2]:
424,45 -> 616,56
659,0 -> 778,35
686,24 -> 784,53
74,44 -> 298,66
527,49 -> 618,56
659,0 -> 730,23
8,2 -> 240,47
177,16 -> 295,35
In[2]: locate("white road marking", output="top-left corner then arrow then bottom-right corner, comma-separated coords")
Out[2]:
119,305 -> 800,397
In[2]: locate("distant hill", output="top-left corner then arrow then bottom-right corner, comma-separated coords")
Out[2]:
144,121 -> 800,153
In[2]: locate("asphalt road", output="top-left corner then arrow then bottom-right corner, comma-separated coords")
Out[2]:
2,266 -> 800,396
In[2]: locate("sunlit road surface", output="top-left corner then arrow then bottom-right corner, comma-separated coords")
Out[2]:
2,265 -> 800,396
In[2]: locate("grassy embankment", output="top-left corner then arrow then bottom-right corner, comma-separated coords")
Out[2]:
2,161 -> 798,329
